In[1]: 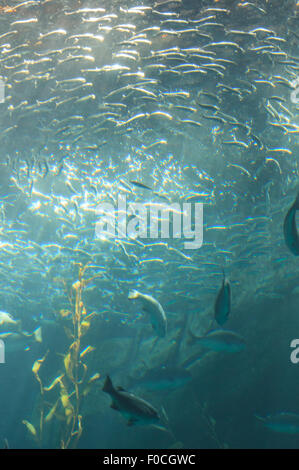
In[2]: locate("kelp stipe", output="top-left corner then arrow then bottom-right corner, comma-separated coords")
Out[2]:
22,262 -> 100,448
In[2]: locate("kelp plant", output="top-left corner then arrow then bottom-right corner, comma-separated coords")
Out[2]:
23,262 -> 100,448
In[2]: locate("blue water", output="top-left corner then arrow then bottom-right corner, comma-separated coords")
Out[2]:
0,0 -> 298,449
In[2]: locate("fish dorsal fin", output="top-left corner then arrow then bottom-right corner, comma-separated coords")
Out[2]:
117,386 -> 126,392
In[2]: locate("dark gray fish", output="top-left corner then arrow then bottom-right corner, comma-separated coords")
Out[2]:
103,375 -> 160,426
283,191 -> 299,255
130,180 -> 153,191
214,271 -> 231,326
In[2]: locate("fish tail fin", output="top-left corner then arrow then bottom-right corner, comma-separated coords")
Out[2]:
33,326 -> 42,343
156,407 -> 177,438
158,406 -> 171,432
128,290 -> 139,300
103,375 -> 114,394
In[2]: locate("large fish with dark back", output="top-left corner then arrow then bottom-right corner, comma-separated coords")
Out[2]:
103,375 -> 161,426
131,366 -> 192,391
283,191 -> 299,255
188,329 -> 246,353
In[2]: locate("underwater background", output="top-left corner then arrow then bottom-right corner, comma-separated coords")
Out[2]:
0,0 -> 298,449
